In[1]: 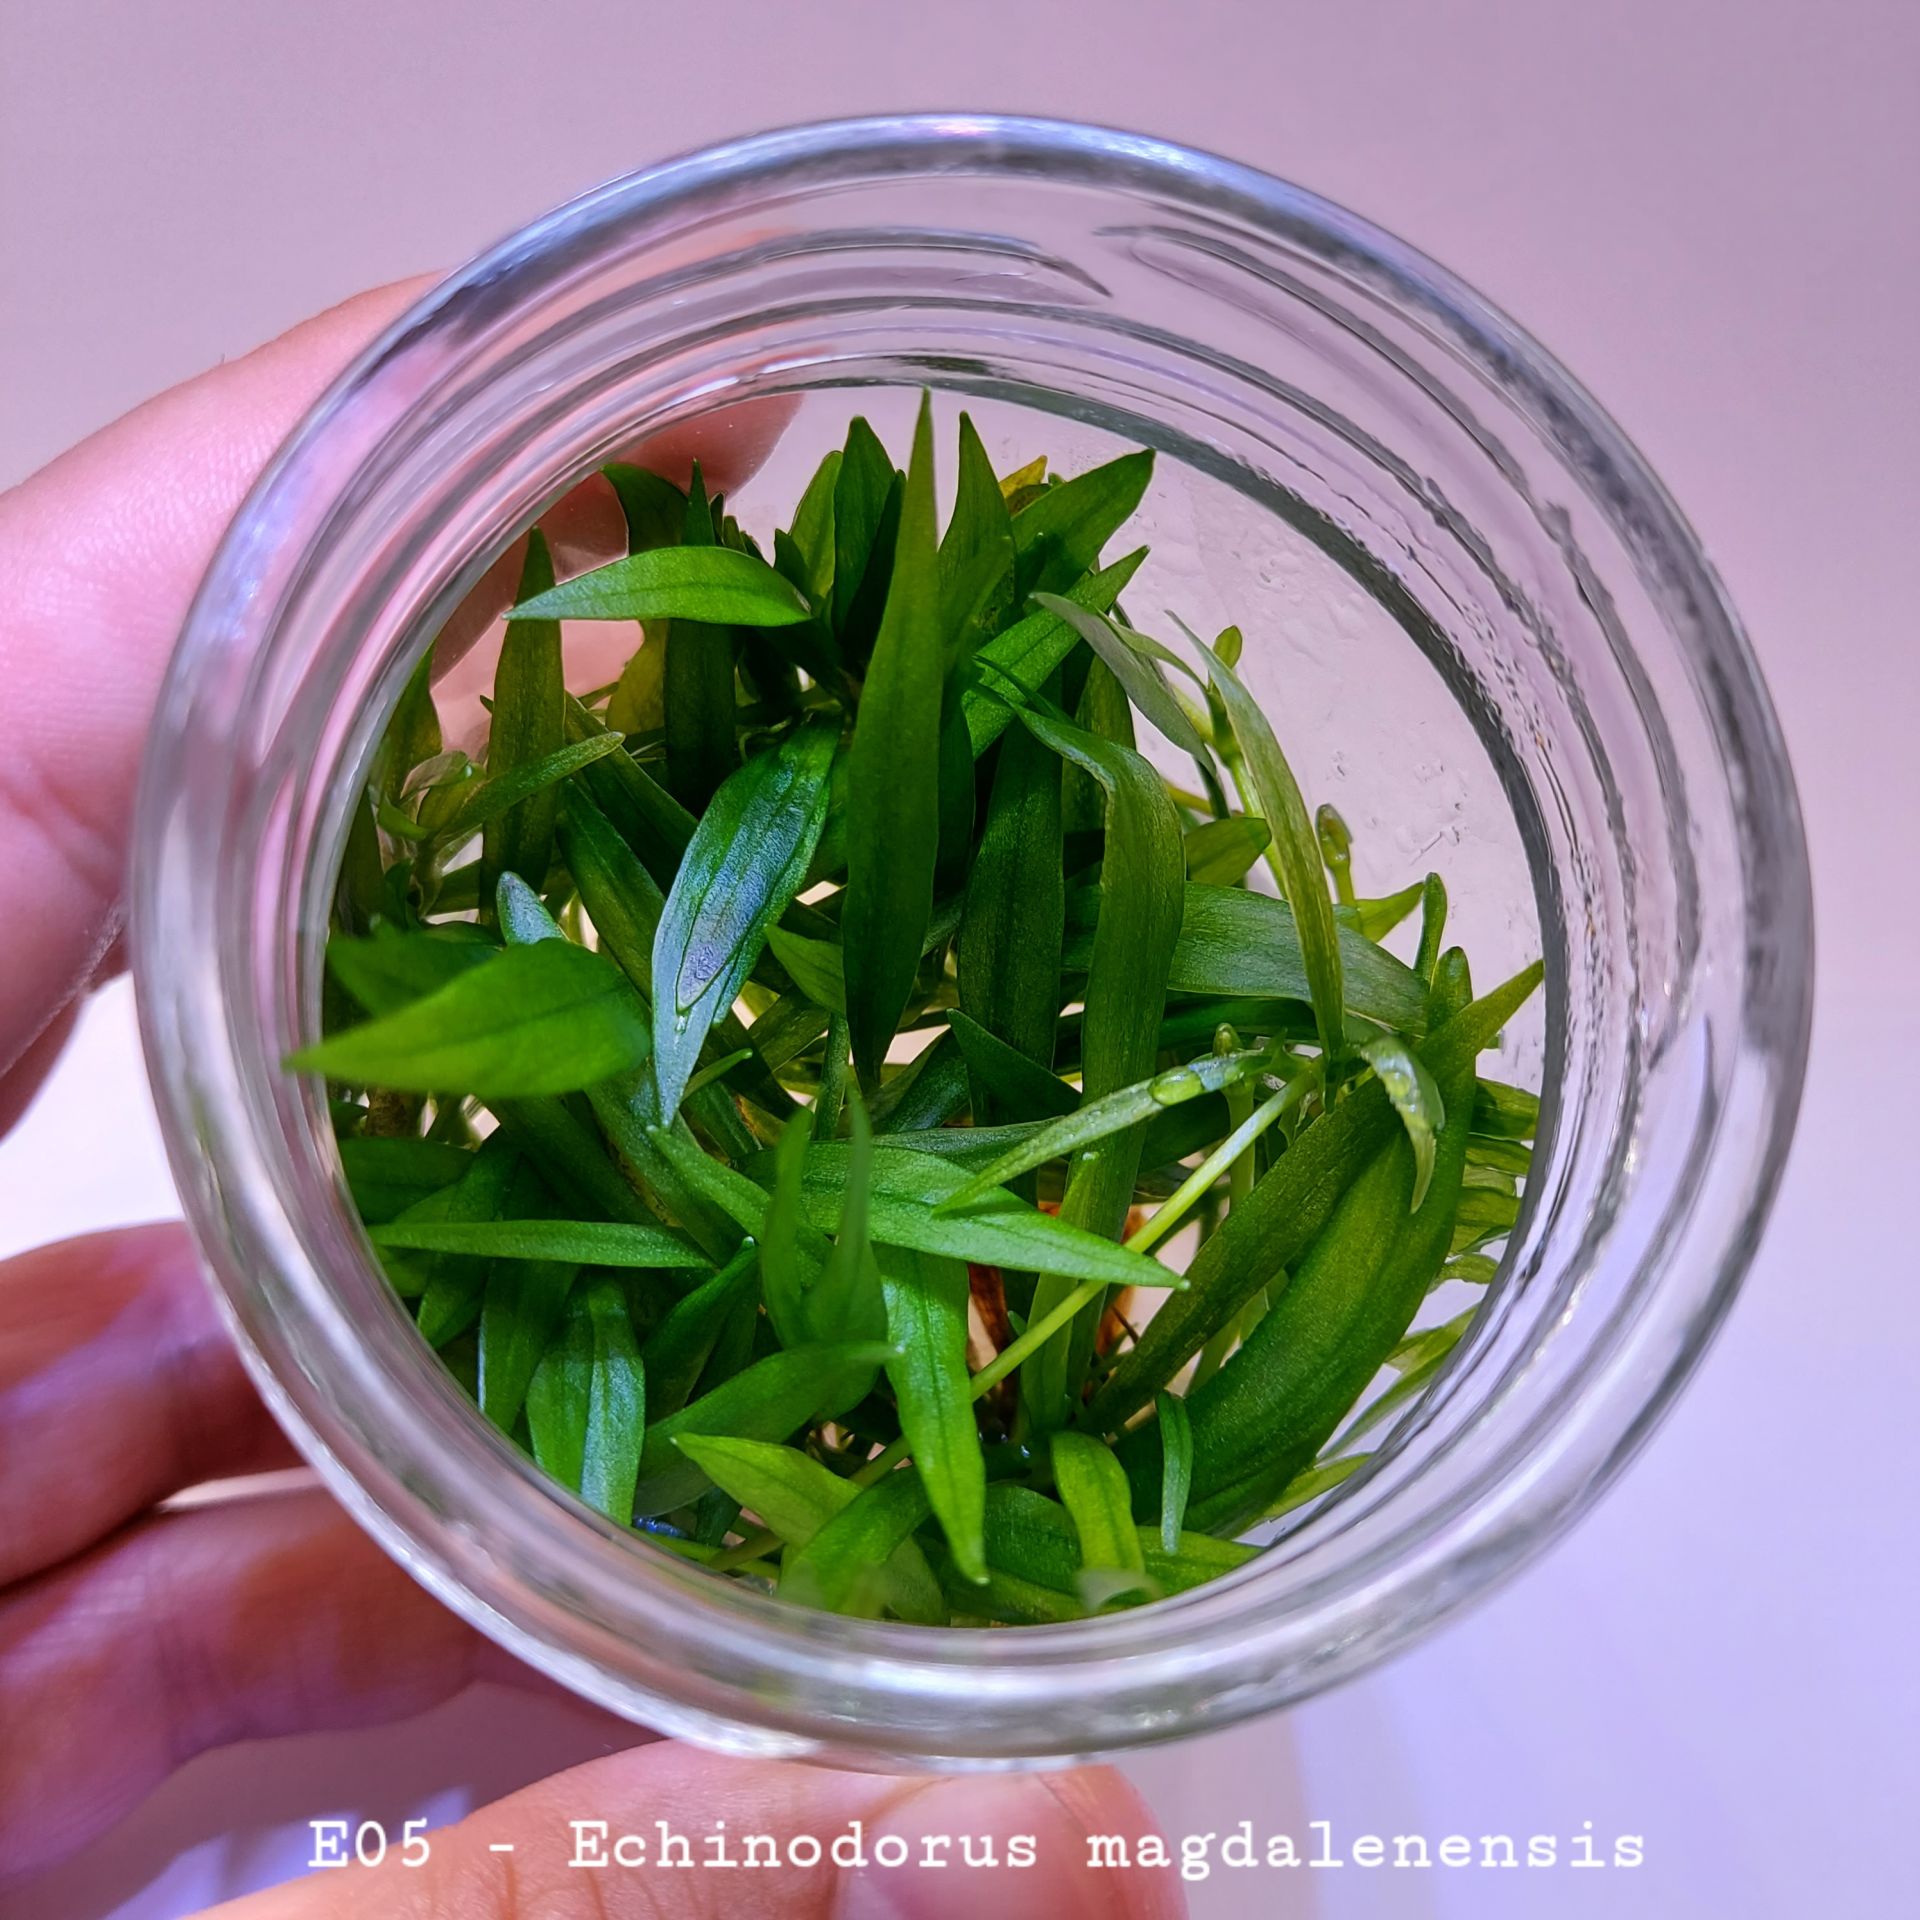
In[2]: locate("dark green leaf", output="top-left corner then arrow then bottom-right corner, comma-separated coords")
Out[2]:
944,1010 -> 1078,1121
876,1245 -> 985,1581
938,412 -> 1016,660
764,925 -> 846,1014
662,471 -> 740,811
338,1136 -> 474,1223
631,1343 -> 897,1515
1011,449 -> 1152,599
434,733 -> 626,841
1032,593 -> 1210,760
651,721 -> 838,1121
1155,1390 -> 1193,1553
481,530 -> 564,903
831,416 -> 899,648
955,717 -> 1063,1110
1065,882 -> 1429,1034
1186,623 -> 1346,1065
580,1276 -> 645,1523
745,1141 -> 1180,1290
289,940 -> 649,1097
843,395 -> 943,1088
603,464 -> 686,552
526,1286 -> 594,1492
369,1217 -> 710,1268
477,1163 -> 574,1433
961,548 -> 1148,757
641,1244 -> 760,1414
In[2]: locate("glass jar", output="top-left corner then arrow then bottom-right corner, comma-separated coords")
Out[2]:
130,115 -> 1812,1768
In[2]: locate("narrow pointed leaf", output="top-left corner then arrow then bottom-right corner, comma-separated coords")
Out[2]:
1032,593 -> 1210,759
1184,814 -> 1271,888
781,1467 -> 940,1618
1050,1429 -> 1151,1608
526,1287 -> 594,1492
1010,449 -> 1153,598
631,1343 -> 898,1515
843,394 -> 943,1086
579,1277 -> 645,1523
877,1246 -> 985,1581
370,1216 -> 708,1269
651,721 -> 838,1121
1155,1390 -> 1193,1552
289,940 -> 649,1097
1359,1032 -> 1446,1209
480,529 -> 564,903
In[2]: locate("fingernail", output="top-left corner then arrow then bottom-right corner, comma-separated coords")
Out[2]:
833,1770 -> 1185,1920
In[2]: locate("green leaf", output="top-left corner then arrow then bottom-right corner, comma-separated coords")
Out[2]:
1031,594 -> 1210,760
480,530 -> 564,904
1473,1077 -> 1540,1140
1050,1429 -> 1151,1609
764,925 -> 846,1014
1413,872 -> 1449,982
338,1136 -> 474,1223
368,1217 -> 710,1269
1336,878 -> 1426,943
289,940 -> 650,1097
843,395 -> 944,1088
526,1286 -> 594,1491
1082,958 -> 1543,1431
432,733 -> 626,842
781,1467 -> 940,1618
938,412 -> 1016,659
784,449 -> 841,607
1155,1390 -> 1193,1553
831,416 -> 899,650
671,1437 -> 942,1622
650,721 -> 839,1122
1010,449 -> 1153,599
662,471 -> 740,812
510,543 -> 810,626
1065,882 -> 1429,1034
811,1089 -> 888,1346
745,1141 -> 1180,1291
1185,621 -> 1346,1065
1184,814 -> 1271,887
327,927 -> 496,1018
640,1244 -> 760,1414
631,1343 -> 898,1515
944,1010 -> 1078,1121
477,1163 -> 574,1433
407,1137 -> 518,1344
1015,703 -> 1184,1425
580,1276 -> 645,1524
961,548 -> 1148,757
1358,1033 -> 1446,1210
876,1245 -> 985,1581
937,1047 -> 1269,1212
759,1107 -> 823,1351
370,646 -> 442,807
955,717 -> 1063,1112
603,464 -> 687,552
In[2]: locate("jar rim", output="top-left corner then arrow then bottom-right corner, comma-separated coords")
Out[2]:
131,113 -> 1812,1765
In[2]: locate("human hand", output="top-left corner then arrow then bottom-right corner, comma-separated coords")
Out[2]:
0,283 -> 1182,1918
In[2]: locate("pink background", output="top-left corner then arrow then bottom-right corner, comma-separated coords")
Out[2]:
2,3 -> 1914,1915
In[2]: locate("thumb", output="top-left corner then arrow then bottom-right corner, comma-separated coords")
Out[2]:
205,1743 -> 1184,1920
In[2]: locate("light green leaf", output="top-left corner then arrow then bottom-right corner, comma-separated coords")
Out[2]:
371,1216 -> 709,1269
511,543 -> 811,626
580,1277 -> 645,1524
1359,1032 -> 1446,1210
289,940 -> 649,1097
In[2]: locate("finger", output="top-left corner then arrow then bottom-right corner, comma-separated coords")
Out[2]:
205,1743 -> 1183,1920
0,278 -> 787,1081
0,1487 -> 590,1891
0,1224 -> 293,1585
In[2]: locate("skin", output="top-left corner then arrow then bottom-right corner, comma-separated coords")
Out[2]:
0,281 -> 1184,1920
